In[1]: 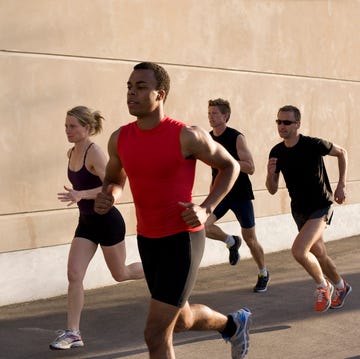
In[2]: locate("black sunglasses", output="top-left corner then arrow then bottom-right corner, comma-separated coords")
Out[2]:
276,119 -> 296,125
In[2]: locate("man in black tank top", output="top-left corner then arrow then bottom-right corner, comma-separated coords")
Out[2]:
205,98 -> 270,293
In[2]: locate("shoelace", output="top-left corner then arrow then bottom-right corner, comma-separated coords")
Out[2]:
53,330 -> 68,340
315,287 -> 328,302
54,329 -> 80,340
333,287 -> 343,300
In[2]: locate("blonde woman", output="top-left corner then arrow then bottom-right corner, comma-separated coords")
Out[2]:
50,106 -> 143,350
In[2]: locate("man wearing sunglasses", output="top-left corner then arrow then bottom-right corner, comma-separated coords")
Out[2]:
266,105 -> 351,312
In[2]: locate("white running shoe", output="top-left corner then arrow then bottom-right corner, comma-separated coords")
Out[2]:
223,308 -> 252,358
49,329 -> 84,350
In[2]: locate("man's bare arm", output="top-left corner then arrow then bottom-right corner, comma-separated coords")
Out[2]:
236,134 -> 255,175
328,143 -> 347,204
180,126 -> 240,218
266,157 -> 279,195
94,129 -> 126,214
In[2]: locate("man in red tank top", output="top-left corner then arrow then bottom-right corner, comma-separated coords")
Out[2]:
95,62 -> 252,359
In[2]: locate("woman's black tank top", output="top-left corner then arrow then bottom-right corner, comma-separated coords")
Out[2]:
67,143 -> 102,215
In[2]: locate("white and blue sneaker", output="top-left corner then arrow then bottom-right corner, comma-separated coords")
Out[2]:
222,308 -> 252,358
49,329 -> 84,350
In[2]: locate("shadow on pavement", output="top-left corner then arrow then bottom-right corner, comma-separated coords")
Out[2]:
0,236 -> 359,359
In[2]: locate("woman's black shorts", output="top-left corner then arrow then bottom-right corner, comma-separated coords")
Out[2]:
74,206 -> 125,246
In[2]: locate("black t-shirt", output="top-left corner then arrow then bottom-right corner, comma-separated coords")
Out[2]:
210,127 -> 254,201
269,134 -> 333,214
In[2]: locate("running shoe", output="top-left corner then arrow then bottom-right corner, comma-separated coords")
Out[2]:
315,280 -> 334,312
331,280 -> 352,309
49,329 -> 84,350
222,308 -> 252,359
228,235 -> 242,266
253,272 -> 270,293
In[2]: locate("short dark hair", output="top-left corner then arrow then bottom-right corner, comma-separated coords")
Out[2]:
208,98 -> 231,122
278,105 -> 301,121
134,62 -> 170,101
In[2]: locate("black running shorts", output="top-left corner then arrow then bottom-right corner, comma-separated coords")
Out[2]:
137,230 -> 205,307
74,206 -> 126,246
292,206 -> 333,231
213,199 -> 255,229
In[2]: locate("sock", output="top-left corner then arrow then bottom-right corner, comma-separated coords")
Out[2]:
67,329 -> 80,335
335,278 -> 345,290
259,268 -> 267,277
317,279 -> 328,289
220,315 -> 237,338
225,235 -> 235,247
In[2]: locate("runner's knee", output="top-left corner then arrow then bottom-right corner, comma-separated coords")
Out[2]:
174,311 -> 193,332
67,266 -> 85,283
291,244 -> 306,263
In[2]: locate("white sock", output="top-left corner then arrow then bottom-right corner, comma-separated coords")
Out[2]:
225,235 -> 235,247
259,268 -> 267,277
317,279 -> 328,289
335,278 -> 345,289
67,329 -> 80,335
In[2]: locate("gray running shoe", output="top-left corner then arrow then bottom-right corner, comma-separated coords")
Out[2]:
331,280 -> 352,309
228,235 -> 242,266
49,329 -> 84,350
222,308 -> 252,359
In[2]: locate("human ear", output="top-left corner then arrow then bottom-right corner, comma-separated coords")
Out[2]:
157,89 -> 166,101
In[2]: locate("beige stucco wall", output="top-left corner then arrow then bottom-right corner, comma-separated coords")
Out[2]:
0,0 -> 359,304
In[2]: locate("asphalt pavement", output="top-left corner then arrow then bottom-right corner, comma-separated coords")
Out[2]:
0,235 -> 359,359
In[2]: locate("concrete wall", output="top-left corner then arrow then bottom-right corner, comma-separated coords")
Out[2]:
1,0 -> 359,306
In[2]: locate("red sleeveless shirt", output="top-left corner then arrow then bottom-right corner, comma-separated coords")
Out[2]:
117,117 -> 203,237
